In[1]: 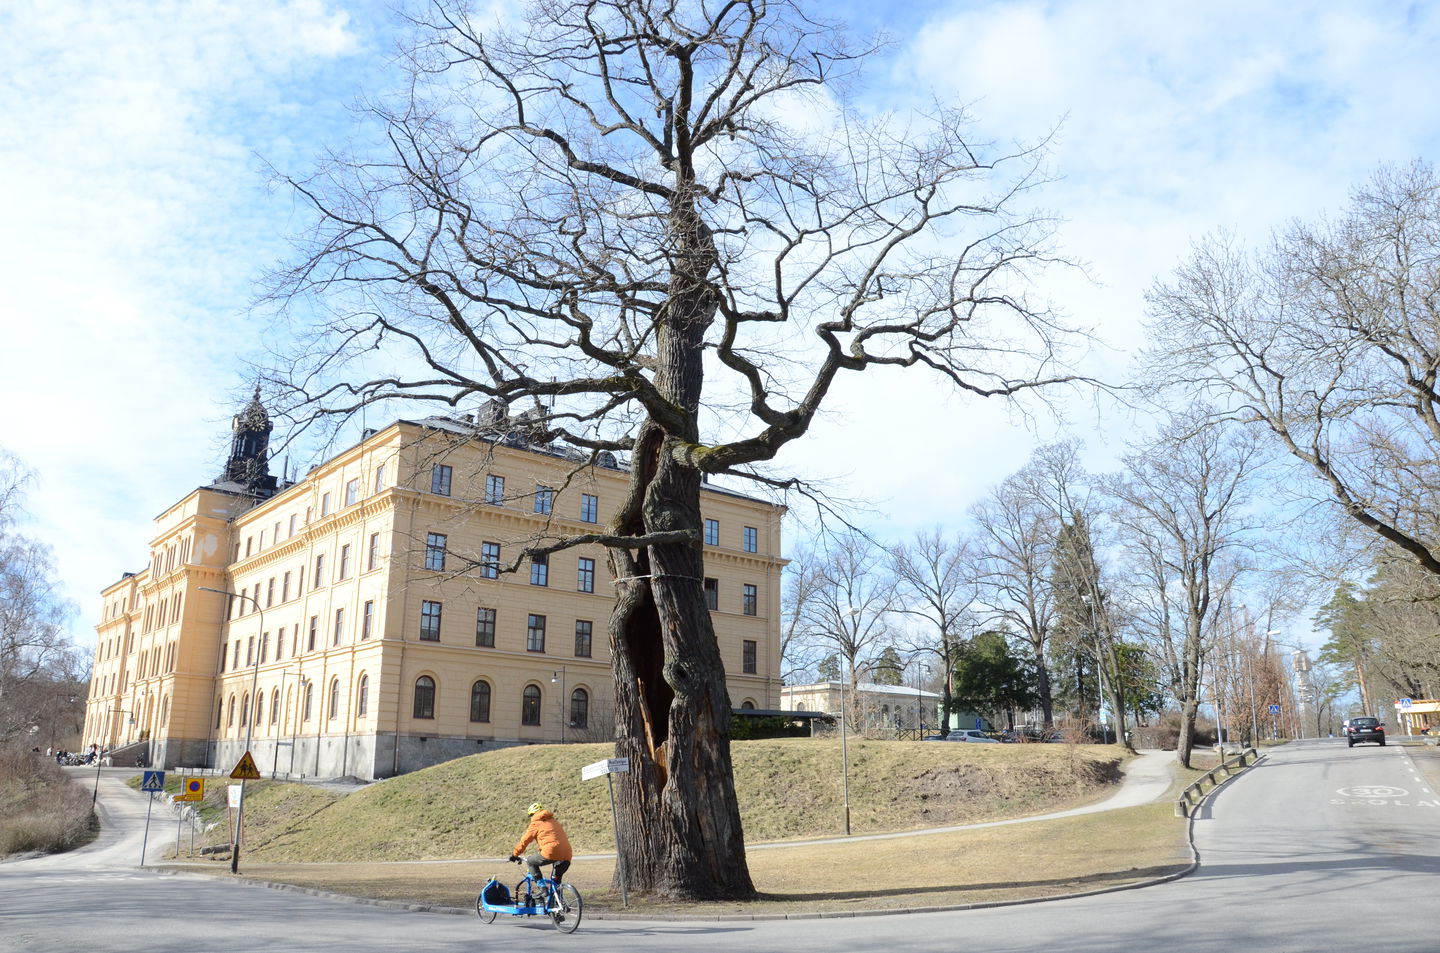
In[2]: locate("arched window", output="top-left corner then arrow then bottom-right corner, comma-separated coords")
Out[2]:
161,696 -> 170,726
302,681 -> 314,722
215,701 -> 223,730
357,675 -> 369,718
328,678 -> 341,720
521,685 -> 541,726
414,676 -> 436,719
470,681 -> 491,723
569,688 -> 589,729
240,692 -> 250,727
226,694 -> 236,728
739,699 -> 756,710
270,690 -> 281,725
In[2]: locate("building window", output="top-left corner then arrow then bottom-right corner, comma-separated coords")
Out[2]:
345,478 -> 359,506
743,639 -> 758,674
484,474 -> 505,504
282,571 -> 291,603
276,626 -> 286,659
743,525 -> 759,553
704,518 -> 719,545
307,616 -> 318,652
743,583 -> 758,616
314,553 -> 326,587
580,493 -> 598,523
570,688 -> 589,730
574,620 -> 593,658
374,464 -> 386,494
521,685 -> 541,725
245,536 -> 253,557
420,600 -> 443,641
367,532 -> 380,571
226,694 -> 236,728
534,486 -> 554,514
577,557 -> 595,593
260,630 -> 270,663
246,636 -> 254,666
270,690 -> 280,725
425,532 -> 447,572
328,678 -> 341,720
266,577 -> 275,607
704,577 -> 718,611
338,543 -> 351,580
470,681 -> 491,723
481,541 -> 500,579
530,553 -> 548,587
413,676 -> 436,719
361,601 -> 374,641
333,608 -> 345,645
321,492 -> 332,517
301,681 -> 314,721
241,692 -> 251,727
475,607 -> 496,647
288,513 -> 297,537
431,464 -> 453,496
526,614 -> 546,653
357,674 -> 369,718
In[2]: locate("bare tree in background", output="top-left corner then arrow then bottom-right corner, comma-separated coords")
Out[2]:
889,529 -> 980,735
262,0 -> 1077,899
796,529 -> 897,728
1105,408 -> 1266,767
779,546 -> 824,684
0,449 -> 81,747
1145,161 -> 1440,580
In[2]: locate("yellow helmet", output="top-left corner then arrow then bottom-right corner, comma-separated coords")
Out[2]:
527,802 -> 545,817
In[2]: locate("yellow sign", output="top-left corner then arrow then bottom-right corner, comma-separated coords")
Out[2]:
229,751 -> 262,780
176,777 -> 206,801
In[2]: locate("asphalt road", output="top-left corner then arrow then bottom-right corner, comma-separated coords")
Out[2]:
3,740 -> 1436,952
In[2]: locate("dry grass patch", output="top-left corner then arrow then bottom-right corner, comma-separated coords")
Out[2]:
228,801 -> 1190,916
0,749 -> 95,857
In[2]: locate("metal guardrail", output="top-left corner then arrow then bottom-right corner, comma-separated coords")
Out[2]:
1175,746 -> 1259,817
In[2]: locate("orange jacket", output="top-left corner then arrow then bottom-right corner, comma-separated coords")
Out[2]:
513,809 -> 573,861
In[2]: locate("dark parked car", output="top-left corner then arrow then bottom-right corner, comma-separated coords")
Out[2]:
1345,716 -> 1386,747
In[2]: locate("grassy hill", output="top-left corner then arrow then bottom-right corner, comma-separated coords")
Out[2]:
226,739 -> 1126,863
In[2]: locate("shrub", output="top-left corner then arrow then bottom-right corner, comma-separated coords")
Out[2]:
0,747 -> 95,857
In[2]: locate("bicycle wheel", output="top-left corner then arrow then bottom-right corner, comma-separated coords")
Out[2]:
475,889 -> 497,924
549,882 -> 583,933
515,878 -> 535,912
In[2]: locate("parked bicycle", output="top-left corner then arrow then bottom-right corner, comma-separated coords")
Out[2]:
476,857 -> 582,933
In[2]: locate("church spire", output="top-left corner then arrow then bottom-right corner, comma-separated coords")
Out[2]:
219,386 -> 278,497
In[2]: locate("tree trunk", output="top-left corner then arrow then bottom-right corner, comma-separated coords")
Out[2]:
603,189 -> 755,900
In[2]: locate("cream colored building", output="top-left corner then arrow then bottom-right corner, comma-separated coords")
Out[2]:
84,395 -> 785,779
781,682 -> 942,736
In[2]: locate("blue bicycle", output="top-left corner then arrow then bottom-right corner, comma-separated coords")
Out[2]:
476,858 -> 582,933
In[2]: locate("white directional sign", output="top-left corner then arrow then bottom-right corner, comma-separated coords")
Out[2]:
140,770 -> 166,793
581,757 -> 630,781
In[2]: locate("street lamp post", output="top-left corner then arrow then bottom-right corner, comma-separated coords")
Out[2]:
91,708 -> 132,811
199,586 -> 263,875
551,667 -> 567,742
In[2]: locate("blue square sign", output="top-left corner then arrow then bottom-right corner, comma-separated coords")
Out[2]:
140,770 -> 166,792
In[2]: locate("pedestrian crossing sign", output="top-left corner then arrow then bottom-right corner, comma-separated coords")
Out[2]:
229,751 -> 262,780
140,770 -> 166,793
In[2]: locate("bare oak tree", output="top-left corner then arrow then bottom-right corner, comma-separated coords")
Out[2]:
889,528 -> 980,735
263,0 -> 1075,899
1145,161 -> 1440,580
1104,408 -> 1266,767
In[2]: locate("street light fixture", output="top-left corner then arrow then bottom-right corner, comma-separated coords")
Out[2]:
551,667 -> 567,743
199,586 -> 264,875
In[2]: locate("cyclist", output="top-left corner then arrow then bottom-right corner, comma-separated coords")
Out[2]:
509,802 -> 573,890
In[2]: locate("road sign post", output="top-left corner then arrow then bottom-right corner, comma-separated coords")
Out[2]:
139,770 -> 165,866
581,757 -> 630,907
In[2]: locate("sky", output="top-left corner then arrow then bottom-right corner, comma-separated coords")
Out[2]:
5,0 -> 1440,655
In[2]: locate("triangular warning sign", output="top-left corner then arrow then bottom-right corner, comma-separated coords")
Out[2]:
229,751 -> 262,780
